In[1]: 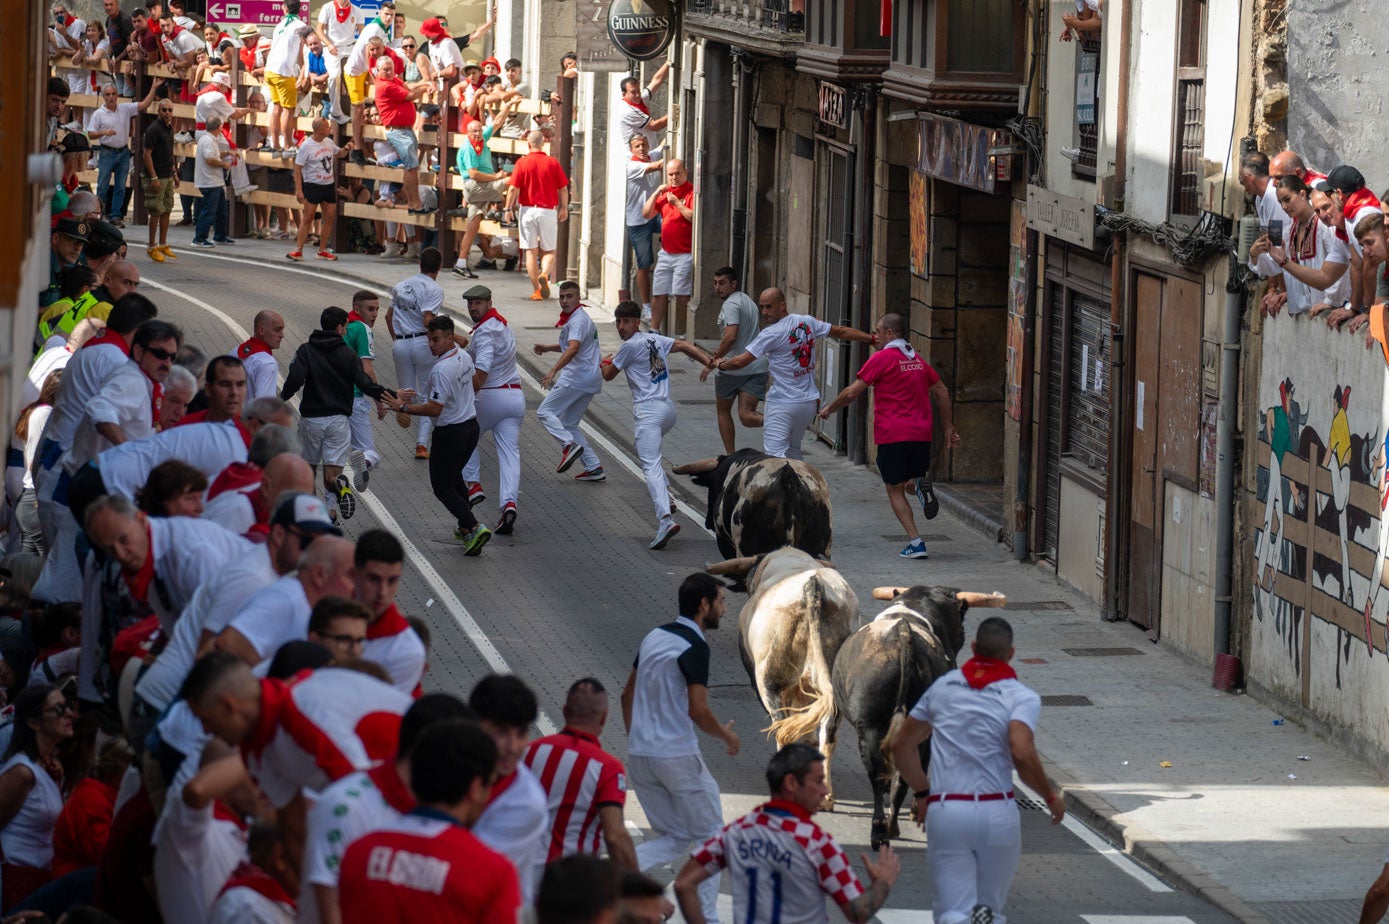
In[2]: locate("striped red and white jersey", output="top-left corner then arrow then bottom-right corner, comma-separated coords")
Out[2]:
693,800 -> 864,924
524,727 -> 628,863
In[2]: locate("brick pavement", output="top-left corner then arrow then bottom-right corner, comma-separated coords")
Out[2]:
147,236 -> 1389,923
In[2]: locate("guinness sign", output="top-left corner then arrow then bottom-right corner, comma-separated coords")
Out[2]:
607,0 -> 678,61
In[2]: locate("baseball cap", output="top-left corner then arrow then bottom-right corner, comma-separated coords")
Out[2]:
462,284 -> 493,300
420,17 -> 446,39
269,492 -> 343,536
84,220 -> 126,256
1327,165 -> 1366,195
53,217 -> 89,242
53,132 -> 91,155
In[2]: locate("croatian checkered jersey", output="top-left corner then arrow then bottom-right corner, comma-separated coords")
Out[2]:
693,800 -> 864,924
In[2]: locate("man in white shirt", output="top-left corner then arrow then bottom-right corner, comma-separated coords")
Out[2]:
601,301 -> 713,550
617,65 -> 670,147
86,79 -> 162,226
471,674 -> 550,904
419,16 -> 464,83
381,315 -> 493,554
290,117 -> 352,261
533,281 -> 605,482
716,287 -> 877,460
621,574 -> 739,924
353,529 -> 426,695
263,0 -> 313,155
237,311 -> 285,402
192,115 -> 236,247
214,532 -> 357,665
462,286 -> 524,534
313,0 -> 362,124
624,134 -> 665,320
702,266 -> 768,454
890,617 -> 1066,924
50,4 -> 87,95
384,248 -> 446,459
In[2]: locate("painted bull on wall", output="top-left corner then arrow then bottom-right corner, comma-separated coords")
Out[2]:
719,548 -> 857,809
831,584 -> 1007,848
673,450 -> 832,577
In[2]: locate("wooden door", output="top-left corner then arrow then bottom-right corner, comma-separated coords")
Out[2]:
1128,274 -> 1163,628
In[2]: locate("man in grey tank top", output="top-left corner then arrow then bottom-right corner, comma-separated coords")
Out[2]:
700,266 -> 768,454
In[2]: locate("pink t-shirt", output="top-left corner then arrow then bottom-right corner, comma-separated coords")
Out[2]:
858,344 -> 941,444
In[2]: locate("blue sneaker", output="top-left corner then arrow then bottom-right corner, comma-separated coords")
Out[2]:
191,238 -> 215,248
900,538 -> 929,559
915,476 -> 939,519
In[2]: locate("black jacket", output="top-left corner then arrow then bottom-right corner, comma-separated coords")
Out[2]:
282,330 -> 388,418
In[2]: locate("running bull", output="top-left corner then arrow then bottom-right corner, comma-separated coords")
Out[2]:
673,450 -> 832,579
831,584 -> 1007,848
718,547 -> 856,809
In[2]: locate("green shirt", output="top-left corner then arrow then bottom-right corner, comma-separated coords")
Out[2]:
345,318 -> 375,398
1270,405 -> 1291,464
455,123 -> 496,178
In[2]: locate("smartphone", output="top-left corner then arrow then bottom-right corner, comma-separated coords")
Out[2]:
1268,219 -> 1283,247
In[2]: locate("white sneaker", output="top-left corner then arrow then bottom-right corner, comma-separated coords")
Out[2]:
174,131 -> 193,143
404,242 -> 421,260
649,518 -> 681,550
1059,146 -> 1082,162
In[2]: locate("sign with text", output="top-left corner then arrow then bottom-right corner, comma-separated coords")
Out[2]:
607,0 -> 678,61
577,0 -> 628,71
915,113 -> 1009,195
818,82 -> 847,130
1025,184 -> 1095,250
206,1 -> 285,24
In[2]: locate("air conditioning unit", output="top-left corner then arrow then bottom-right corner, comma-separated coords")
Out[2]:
1096,170 -> 1119,210
1202,164 -> 1239,218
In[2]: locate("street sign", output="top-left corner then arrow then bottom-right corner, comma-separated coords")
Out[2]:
818,82 -> 847,130
205,1 -> 285,25
1025,184 -> 1095,250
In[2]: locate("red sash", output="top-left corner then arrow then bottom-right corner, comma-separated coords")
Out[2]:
960,656 -> 1017,690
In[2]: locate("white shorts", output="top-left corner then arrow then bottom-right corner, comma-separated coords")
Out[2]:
518,205 -> 557,252
653,251 -> 693,297
299,415 -> 351,467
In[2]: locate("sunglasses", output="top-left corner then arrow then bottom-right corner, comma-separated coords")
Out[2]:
43,702 -> 73,717
142,346 -> 177,361
158,107 -> 174,112
402,43 -> 415,48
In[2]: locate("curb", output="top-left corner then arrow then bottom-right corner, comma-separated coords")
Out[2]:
934,485 -> 1006,543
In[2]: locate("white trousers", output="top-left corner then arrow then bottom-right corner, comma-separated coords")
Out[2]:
762,399 -> 819,460
463,386 -> 525,510
925,799 -> 1022,924
393,336 -> 436,445
32,501 -> 81,604
633,398 -> 676,522
323,45 -> 350,119
628,753 -> 723,924
350,396 -> 381,469
536,386 -> 602,471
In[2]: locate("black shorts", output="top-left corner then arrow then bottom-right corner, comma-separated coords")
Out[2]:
303,182 -> 337,205
268,168 -> 296,192
877,440 -> 932,485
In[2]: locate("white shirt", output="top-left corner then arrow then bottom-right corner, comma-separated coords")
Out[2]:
208,885 -> 295,924
474,764 -> 550,903
88,101 -> 140,148
295,136 -> 339,186
1249,217 -> 1350,315
195,88 -> 235,134
227,574 -> 312,662
23,346 -> 72,410
624,147 -> 663,226
908,668 -> 1041,795
201,487 -> 259,538
1346,204 -> 1383,258
717,292 -> 769,376
153,739 -> 249,924
344,20 -> 385,76
21,407 -> 53,491
745,313 -> 834,403
556,308 -> 603,394
147,516 -> 253,633
97,421 -> 249,498
0,753 -> 64,867
62,361 -> 155,472
137,544 -> 278,711
390,273 -> 445,335
242,351 -> 278,401
1255,180 -> 1287,229
427,36 -> 464,75
161,27 -> 203,62
612,333 -> 675,403
468,317 -> 520,388
46,341 -> 129,450
195,132 -> 225,187
618,89 -> 660,146
317,1 -> 362,50
426,347 -> 477,427
265,14 -> 309,76
627,616 -> 710,758
361,612 -> 426,695
300,767 -> 405,917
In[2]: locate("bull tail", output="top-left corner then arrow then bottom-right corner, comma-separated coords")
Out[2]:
878,618 -> 918,780
765,575 -> 839,748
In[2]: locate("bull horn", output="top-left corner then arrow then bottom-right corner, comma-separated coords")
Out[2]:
706,555 -> 759,576
814,558 -> 837,570
673,458 -> 721,475
957,591 -> 1007,608
872,586 -> 910,600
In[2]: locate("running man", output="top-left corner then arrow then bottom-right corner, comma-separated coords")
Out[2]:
600,301 -> 714,550
289,117 -> 352,261
674,744 -> 901,924
534,281 -> 605,483
701,266 -> 767,454
385,247 -> 446,460
345,290 -> 384,491
462,285 -> 525,535
381,315 -> 492,554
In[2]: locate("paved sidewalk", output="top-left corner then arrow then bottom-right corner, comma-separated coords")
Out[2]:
160,235 -> 1389,923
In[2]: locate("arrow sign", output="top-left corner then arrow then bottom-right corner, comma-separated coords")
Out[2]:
206,1 -> 285,24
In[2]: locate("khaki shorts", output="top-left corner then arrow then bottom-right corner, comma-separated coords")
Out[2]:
144,176 -> 176,215
345,71 -> 368,106
264,70 -> 298,109
463,176 -> 507,219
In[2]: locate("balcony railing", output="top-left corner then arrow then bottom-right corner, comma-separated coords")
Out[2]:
687,0 -> 805,38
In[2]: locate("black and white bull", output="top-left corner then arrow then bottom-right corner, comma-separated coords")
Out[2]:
673,450 -> 832,578
721,548 -> 857,809
830,584 -> 1007,848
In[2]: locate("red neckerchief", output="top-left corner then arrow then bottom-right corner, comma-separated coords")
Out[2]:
366,603 -> 410,640
667,181 -> 694,206
631,153 -> 649,163
555,305 -> 586,328
476,308 -> 507,327
62,173 -> 81,194
487,770 -> 518,806
367,762 -> 416,813
1337,187 -> 1382,241
208,461 -> 261,500
333,0 -> 353,23
242,677 -> 290,762
84,330 -> 131,355
759,798 -> 813,821
212,801 -> 249,830
237,337 -> 272,358
347,310 -> 366,325
58,13 -> 76,28
235,418 -> 254,449
623,96 -> 650,116
468,132 -> 485,154
122,520 -> 156,603
162,22 -> 185,45
140,366 -> 164,427
960,656 -> 1018,690
216,861 -> 297,910
200,83 -> 232,102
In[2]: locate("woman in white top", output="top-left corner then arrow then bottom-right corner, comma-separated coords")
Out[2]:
0,684 -> 74,911
6,372 -> 61,556
68,22 -> 113,127
1250,174 -> 1350,318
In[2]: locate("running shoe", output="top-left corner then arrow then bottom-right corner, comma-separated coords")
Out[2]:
147,247 -> 166,263
158,245 -> 178,259
213,238 -> 236,245
415,444 -> 430,460
352,457 -> 372,492
649,518 -> 680,550
496,503 -> 517,535
574,466 -> 606,483
287,250 -> 304,261
538,273 -> 550,299
316,249 -> 338,261
503,256 -> 518,272
528,290 -> 545,301
916,476 -> 939,519
970,906 -> 994,924
467,482 -> 486,507
557,442 -> 584,473
191,239 -> 214,248
899,538 -> 929,560
334,474 -> 356,520
455,524 -> 492,555
349,149 -> 366,165
452,263 -> 478,279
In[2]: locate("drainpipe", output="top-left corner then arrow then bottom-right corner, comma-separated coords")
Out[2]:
1014,226 -> 1038,560
729,51 -> 752,279
847,87 -> 877,466
1214,256 -> 1243,655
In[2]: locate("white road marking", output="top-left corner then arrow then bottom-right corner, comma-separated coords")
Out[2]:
1014,775 -> 1173,893
1081,917 -> 1196,923
143,275 -> 558,734
873,910 -> 933,923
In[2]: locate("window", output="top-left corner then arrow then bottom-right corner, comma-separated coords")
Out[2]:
1170,0 -> 1207,215
946,0 -> 1015,73
884,0 -> 1024,109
